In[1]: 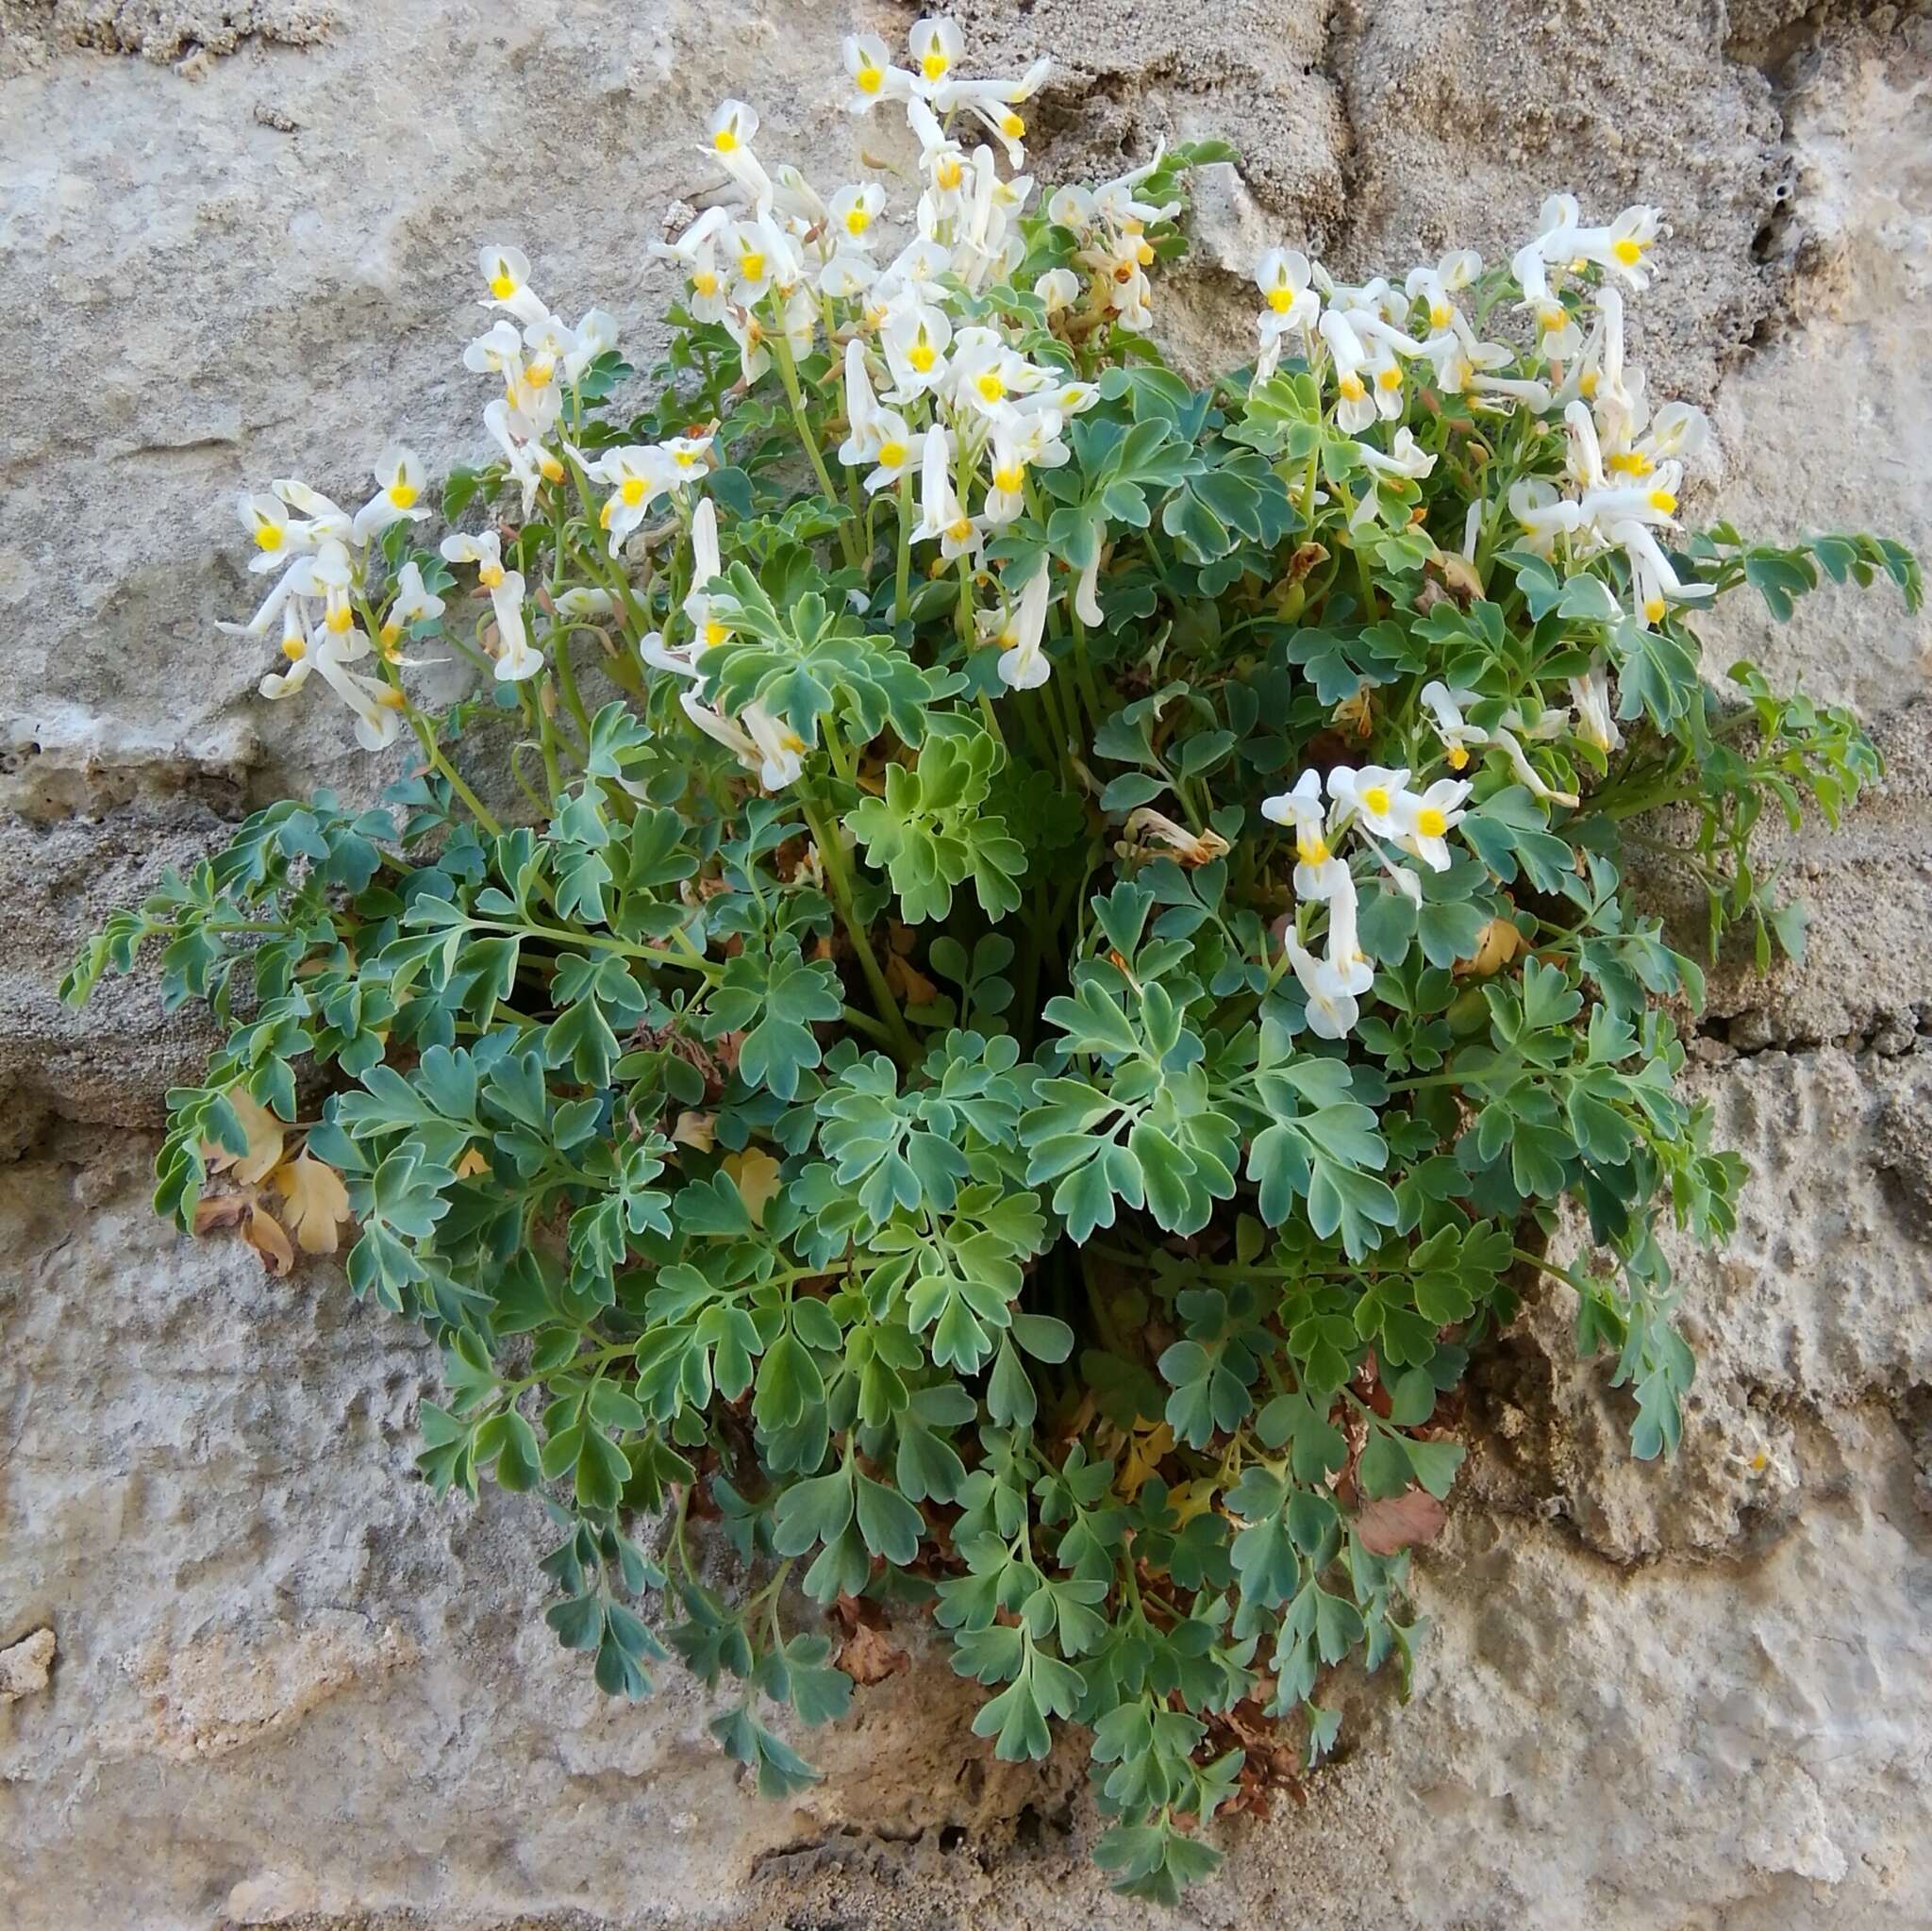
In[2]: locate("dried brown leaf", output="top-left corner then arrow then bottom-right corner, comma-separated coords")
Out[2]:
835,1620 -> 909,1687
1355,1485 -> 1447,1556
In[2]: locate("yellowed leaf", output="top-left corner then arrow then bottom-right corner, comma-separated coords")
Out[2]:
1456,916 -> 1524,979
273,1153 -> 351,1255
202,1090 -> 285,1186
455,1146 -> 491,1178
722,1147 -> 782,1227
240,1202 -> 296,1277
672,1110 -> 718,1154
1117,1421 -> 1174,1500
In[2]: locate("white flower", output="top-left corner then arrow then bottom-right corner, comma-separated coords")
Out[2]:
828,182 -> 887,249
1261,768 -> 1346,899
910,424 -> 980,558
1491,724 -> 1578,807
272,477 -> 352,542
994,563 -> 1053,691
259,628 -> 406,751
1326,763 -> 1414,840
1073,541 -> 1104,626
908,15 -> 964,92
589,445 -> 674,552
350,445 -> 428,546
1419,682 -> 1487,772
236,491 -> 308,569
1322,866 -> 1374,994
477,243 -> 550,326
680,691 -> 807,791
376,559 -> 444,658
882,302 -> 952,400
1404,248 -> 1480,332
651,207 -> 733,322
725,213 -> 791,305
837,338 -> 883,466
1610,516 -> 1713,629
860,414 -> 923,495
555,588 -> 616,622
1091,142 -> 1181,229
683,495 -> 731,652
842,30 -> 911,110
1395,777 -> 1471,872
706,98 -> 773,208
1283,933 -> 1362,1041
1255,247 -> 1319,377
1570,653 -> 1623,754
1034,267 -> 1081,314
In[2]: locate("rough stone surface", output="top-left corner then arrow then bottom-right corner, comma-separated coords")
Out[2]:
3,3 -> 1930,1928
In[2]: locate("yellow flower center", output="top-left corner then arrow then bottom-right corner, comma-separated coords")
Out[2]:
1001,112 -> 1024,138
1643,594 -> 1666,623
1613,237 -> 1644,266
993,462 -> 1024,492
1579,370 -> 1600,397
1376,365 -> 1403,391
489,273 -> 516,300
713,127 -> 739,154
739,250 -> 765,281
325,603 -> 354,634
387,482 -> 417,509
1647,488 -> 1677,514
674,449 -> 698,469
254,524 -> 284,552
1267,287 -> 1293,314
479,561 -> 506,587
538,453 -> 565,482
1361,785 -> 1391,817
1539,305 -> 1567,332
1297,830 -> 1328,866
1136,240 -> 1155,266
1447,743 -> 1470,771
376,686 -> 407,709
704,619 -> 728,647
936,157 -> 962,191
908,342 -> 936,373
281,636 -> 305,660
621,476 -> 646,507
975,371 -> 1006,403
1416,806 -> 1448,838
877,439 -> 908,468
921,51 -> 949,80
857,60 -> 882,94
692,269 -> 720,296
845,206 -> 872,237
946,516 -> 974,541
1339,372 -> 1366,402
380,620 -> 402,647
1429,300 -> 1451,328
1607,451 -> 1654,477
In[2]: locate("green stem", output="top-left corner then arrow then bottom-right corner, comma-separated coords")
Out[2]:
799,791 -> 917,1062
894,471 -> 914,625
771,327 -> 859,570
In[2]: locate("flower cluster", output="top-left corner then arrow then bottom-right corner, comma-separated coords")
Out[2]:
87,11 -> 1918,1912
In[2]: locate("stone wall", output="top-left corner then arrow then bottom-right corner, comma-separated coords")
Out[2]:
2,4 -> 1928,1926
